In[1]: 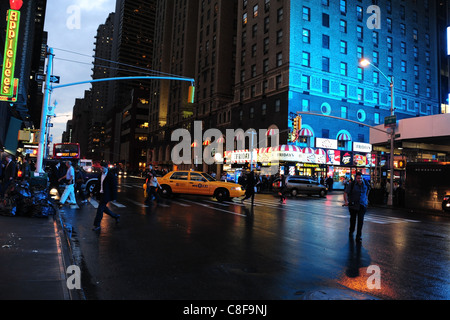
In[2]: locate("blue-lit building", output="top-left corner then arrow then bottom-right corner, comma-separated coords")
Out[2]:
231,0 -> 441,184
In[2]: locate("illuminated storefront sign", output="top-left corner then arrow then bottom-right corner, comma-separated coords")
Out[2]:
1,8 -> 21,97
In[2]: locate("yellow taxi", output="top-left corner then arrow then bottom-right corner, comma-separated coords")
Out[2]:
158,171 -> 245,202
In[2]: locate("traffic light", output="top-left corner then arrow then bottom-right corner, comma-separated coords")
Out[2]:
296,115 -> 302,131
188,85 -> 195,104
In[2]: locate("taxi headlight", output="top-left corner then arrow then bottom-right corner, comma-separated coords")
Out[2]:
231,187 -> 241,191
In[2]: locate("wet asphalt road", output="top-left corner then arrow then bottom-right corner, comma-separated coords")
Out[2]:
59,176 -> 450,300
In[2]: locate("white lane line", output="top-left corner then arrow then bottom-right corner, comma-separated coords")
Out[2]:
180,199 -> 247,217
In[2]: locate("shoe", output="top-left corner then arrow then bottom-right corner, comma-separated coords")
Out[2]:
92,226 -> 101,231
356,236 -> 362,242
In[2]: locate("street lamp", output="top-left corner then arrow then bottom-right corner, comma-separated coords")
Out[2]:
360,58 -> 395,206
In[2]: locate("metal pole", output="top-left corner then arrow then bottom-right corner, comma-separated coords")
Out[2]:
388,77 -> 395,206
35,47 -> 53,173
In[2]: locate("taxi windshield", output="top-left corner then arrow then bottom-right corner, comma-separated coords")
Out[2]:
201,173 -> 216,181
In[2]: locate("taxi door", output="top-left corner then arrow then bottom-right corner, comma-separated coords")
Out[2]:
168,171 -> 190,193
188,172 -> 211,195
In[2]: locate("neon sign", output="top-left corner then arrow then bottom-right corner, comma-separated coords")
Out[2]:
1,9 -> 21,97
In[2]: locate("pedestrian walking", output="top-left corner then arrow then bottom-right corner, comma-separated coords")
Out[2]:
343,172 -> 370,242
58,161 -> 77,206
0,154 -> 16,199
92,162 -> 120,231
278,174 -> 287,204
74,166 -> 87,203
241,170 -> 258,206
145,172 -> 162,205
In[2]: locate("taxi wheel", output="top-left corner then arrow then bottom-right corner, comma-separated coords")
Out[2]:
214,188 -> 229,202
161,185 -> 172,198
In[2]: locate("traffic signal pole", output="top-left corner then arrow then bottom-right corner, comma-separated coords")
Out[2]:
35,47 -> 53,174
34,47 -> 195,173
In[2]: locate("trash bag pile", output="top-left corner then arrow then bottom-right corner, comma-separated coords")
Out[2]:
0,181 -> 56,218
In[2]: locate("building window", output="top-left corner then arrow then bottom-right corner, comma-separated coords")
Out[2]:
340,0 -> 347,14
253,4 -> 258,18
322,56 -> 330,72
340,83 -> 347,97
303,29 -> 310,43
341,106 -> 348,119
302,99 -> 310,112
340,62 -> 347,76
261,103 -> 267,116
277,7 -> 283,22
373,71 -> 379,84
357,66 -> 364,80
302,6 -> 310,21
302,52 -> 310,67
277,29 -> 283,44
374,112 -> 380,124
276,52 -> 282,67
322,13 -> 330,27
357,88 -> 363,101
322,79 -> 330,93
302,75 -> 310,90
322,34 -> 330,49
356,6 -> 363,21
275,99 -> 281,112
357,46 -> 363,60
340,40 -> 347,54
340,19 -> 347,33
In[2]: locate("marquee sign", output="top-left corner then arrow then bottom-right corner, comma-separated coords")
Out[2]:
1,7 -> 21,97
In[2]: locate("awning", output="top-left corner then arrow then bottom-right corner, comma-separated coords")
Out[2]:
266,128 -> 279,135
302,147 -> 314,154
315,148 -> 326,156
274,144 -> 302,152
299,128 -> 313,137
338,133 -> 351,141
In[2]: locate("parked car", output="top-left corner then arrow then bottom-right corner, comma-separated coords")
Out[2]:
442,195 -> 450,212
272,175 -> 328,197
158,171 -> 245,202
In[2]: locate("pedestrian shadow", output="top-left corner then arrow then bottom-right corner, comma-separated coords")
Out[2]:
344,239 -> 372,278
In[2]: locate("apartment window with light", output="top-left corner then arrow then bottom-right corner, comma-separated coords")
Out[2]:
302,75 -> 310,90
373,31 -> 378,46
253,4 -> 258,18
356,6 -> 363,21
357,88 -> 363,101
340,40 -> 347,54
340,84 -> 347,97
373,71 -> 379,84
401,60 -> 407,72
242,12 -> 247,25
302,99 -> 310,112
374,112 -> 380,124
302,52 -> 310,67
387,37 -> 392,51
357,46 -> 363,60
303,29 -> 310,43
357,66 -> 364,80
341,106 -> 348,119
387,56 -> 393,69
302,6 -> 310,21
357,26 -> 363,40
340,19 -> 347,33
340,0 -> 347,14
373,51 -> 379,65
401,79 -> 407,91
340,62 -> 347,76
401,42 -> 406,54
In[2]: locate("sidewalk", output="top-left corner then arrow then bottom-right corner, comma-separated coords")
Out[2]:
0,210 -> 73,300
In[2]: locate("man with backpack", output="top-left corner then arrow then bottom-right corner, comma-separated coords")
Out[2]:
343,172 -> 370,242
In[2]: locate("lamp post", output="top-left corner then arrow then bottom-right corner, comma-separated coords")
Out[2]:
360,58 -> 395,206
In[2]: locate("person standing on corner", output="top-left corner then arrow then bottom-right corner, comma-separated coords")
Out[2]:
241,170 -> 257,206
343,172 -> 370,242
92,161 -> 120,231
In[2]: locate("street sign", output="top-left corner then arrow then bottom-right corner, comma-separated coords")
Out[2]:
35,74 -> 60,83
384,115 -> 397,128
49,75 -> 60,83
35,74 -> 45,81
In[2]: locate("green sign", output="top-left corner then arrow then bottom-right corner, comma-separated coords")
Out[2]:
1,9 -> 21,97
384,115 -> 397,128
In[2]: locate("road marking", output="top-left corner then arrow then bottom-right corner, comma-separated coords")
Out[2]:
127,200 -> 148,207
180,199 -> 247,217
89,198 -> 98,209
203,199 -> 230,206
110,201 -> 126,208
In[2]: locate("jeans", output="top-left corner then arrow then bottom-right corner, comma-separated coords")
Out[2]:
93,194 -> 119,227
60,184 -> 77,204
349,205 -> 367,238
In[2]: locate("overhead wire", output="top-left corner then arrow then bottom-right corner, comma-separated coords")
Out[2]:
52,47 -> 192,80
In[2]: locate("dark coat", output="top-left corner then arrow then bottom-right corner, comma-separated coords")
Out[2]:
3,160 -> 16,181
95,170 -> 118,203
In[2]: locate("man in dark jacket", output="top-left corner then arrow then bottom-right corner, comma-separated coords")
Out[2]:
92,162 -> 120,231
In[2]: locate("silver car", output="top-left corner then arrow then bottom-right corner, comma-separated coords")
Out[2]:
275,175 -> 328,197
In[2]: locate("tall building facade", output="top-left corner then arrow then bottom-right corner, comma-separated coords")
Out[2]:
147,0 -> 237,171
145,0 -> 442,182
105,0 -> 156,170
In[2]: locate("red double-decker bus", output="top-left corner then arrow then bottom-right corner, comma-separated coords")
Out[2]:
53,143 -> 80,160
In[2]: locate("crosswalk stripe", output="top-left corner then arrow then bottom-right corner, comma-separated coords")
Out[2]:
110,201 -> 126,208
